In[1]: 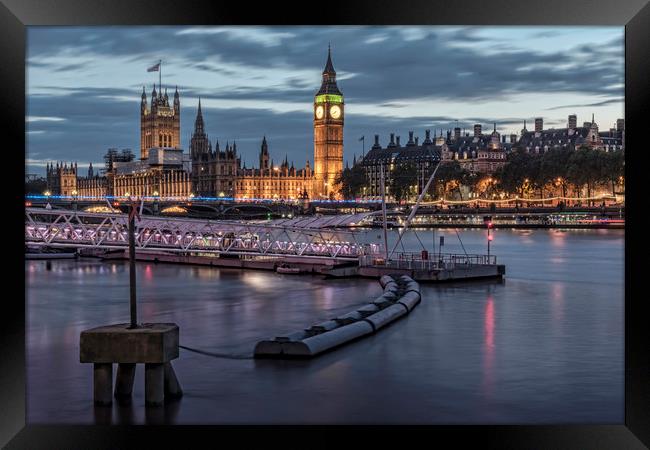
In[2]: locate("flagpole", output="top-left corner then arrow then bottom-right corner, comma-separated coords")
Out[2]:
159,59 -> 162,91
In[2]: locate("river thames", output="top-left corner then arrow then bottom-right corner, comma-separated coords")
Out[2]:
25,228 -> 624,424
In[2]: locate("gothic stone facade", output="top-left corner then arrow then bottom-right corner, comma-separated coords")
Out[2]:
189,47 -> 343,200
140,84 -> 180,160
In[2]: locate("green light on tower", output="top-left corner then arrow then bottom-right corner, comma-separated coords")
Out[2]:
315,94 -> 343,104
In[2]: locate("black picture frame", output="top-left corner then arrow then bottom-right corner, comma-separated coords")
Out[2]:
2,0 -> 648,448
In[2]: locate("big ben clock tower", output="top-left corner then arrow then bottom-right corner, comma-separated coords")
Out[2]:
313,45 -> 344,199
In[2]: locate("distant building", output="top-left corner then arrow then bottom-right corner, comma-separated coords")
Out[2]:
46,47 -> 346,200
189,46 -> 342,200
140,84 -> 180,160
516,114 -> 624,153
443,123 -> 510,174
361,130 -> 442,198
236,137 -> 313,200
46,162 -> 78,196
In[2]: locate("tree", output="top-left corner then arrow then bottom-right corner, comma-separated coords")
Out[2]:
434,161 -> 468,200
25,178 -> 48,195
388,161 -> 419,204
335,163 -> 366,200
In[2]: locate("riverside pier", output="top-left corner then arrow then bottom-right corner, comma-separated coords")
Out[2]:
25,207 -> 504,282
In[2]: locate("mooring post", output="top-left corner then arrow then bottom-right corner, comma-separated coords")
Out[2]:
128,201 -> 138,329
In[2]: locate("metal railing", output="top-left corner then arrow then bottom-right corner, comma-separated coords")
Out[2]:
359,252 -> 497,270
25,208 -> 383,260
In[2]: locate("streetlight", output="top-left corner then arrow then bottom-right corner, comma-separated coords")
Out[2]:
43,190 -> 51,197
484,216 -> 493,260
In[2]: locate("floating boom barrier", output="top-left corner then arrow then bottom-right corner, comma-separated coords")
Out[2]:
254,275 -> 421,358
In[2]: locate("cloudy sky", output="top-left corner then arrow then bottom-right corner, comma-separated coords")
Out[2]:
26,26 -> 624,176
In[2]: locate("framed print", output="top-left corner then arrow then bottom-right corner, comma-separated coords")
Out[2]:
2,0 -> 649,448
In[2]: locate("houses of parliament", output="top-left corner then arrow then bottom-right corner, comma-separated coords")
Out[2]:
47,47 -> 345,200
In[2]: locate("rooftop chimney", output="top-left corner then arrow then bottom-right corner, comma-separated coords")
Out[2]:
568,114 -> 577,130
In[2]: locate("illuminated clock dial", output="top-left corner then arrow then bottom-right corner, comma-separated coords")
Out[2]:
315,105 -> 324,119
330,105 -> 341,119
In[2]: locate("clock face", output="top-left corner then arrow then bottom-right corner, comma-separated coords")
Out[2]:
330,105 -> 341,119
315,105 -> 324,119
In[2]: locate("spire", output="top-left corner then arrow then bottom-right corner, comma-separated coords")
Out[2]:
323,42 -> 335,74
317,45 -> 341,95
193,98 -> 205,135
494,122 -> 497,132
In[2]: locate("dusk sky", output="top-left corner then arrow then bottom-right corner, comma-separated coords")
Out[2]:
26,26 -> 624,176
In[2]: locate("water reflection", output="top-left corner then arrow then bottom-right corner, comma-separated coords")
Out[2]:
26,228 -> 624,424
482,295 -> 495,397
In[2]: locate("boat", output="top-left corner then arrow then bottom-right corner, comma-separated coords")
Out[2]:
25,246 -> 78,260
276,263 -> 300,274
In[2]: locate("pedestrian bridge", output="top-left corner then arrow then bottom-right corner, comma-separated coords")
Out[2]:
25,208 -> 382,259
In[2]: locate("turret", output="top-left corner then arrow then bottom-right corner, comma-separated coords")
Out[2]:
259,136 -> 269,170
174,85 -> 180,111
194,98 -> 205,135
141,86 -> 147,113
151,85 -> 158,111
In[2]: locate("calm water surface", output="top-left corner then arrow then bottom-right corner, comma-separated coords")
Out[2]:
26,228 -> 624,424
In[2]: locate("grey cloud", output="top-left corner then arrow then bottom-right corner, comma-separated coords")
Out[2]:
26,26 -> 624,175
545,97 -> 623,110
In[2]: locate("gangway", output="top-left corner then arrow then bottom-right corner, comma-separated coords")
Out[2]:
25,208 -> 382,259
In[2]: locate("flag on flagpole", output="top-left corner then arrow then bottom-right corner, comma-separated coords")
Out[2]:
359,136 -> 364,142
147,62 -> 161,72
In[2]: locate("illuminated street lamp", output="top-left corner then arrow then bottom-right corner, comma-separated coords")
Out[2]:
43,190 -> 51,197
